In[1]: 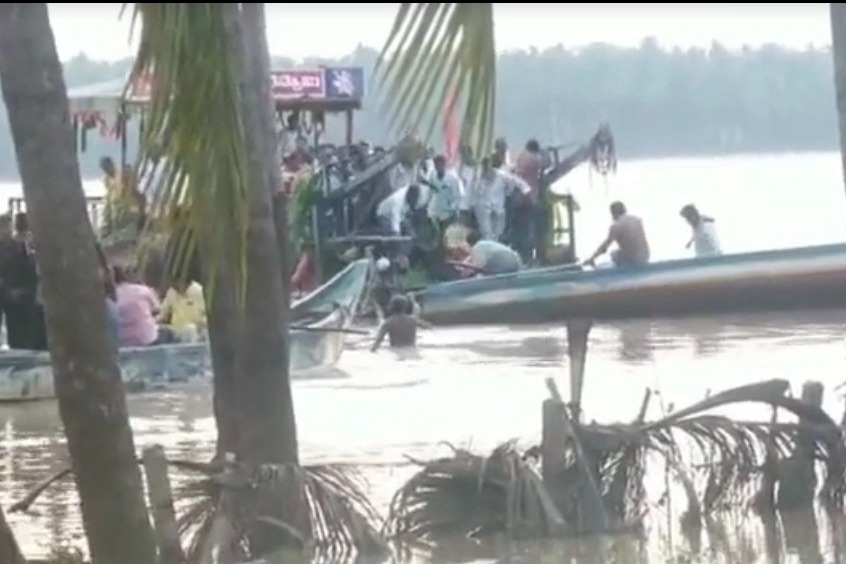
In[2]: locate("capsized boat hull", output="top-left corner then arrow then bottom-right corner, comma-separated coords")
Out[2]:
0,259 -> 371,402
417,243 -> 846,325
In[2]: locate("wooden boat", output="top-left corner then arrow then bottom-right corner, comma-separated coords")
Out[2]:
0,259 -> 371,402
416,243 -> 846,325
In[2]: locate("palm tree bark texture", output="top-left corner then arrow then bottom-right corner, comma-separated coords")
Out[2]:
0,4 -> 156,563
831,3 -> 846,200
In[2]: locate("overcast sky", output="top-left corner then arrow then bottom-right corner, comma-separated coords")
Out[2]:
49,3 -> 833,62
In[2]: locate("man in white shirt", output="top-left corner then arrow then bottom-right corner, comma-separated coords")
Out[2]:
455,144 -> 478,215
473,157 -> 531,242
376,184 -> 425,235
426,154 -> 466,231
680,204 -> 722,258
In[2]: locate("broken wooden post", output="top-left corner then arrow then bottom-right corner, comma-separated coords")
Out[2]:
200,453 -> 239,564
565,319 -> 593,422
142,445 -> 186,564
543,377 -> 608,534
0,503 -> 25,564
777,380 -> 823,511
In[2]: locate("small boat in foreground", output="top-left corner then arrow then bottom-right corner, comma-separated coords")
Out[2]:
0,259 -> 371,402
416,243 -> 846,326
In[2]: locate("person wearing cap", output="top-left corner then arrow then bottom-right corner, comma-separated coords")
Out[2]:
680,204 -> 721,258
584,201 -> 650,268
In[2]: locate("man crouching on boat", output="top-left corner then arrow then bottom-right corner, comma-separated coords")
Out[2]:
584,201 -> 650,268
462,230 -> 523,276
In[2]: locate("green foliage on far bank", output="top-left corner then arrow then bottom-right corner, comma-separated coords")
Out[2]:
1,40 -> 837,181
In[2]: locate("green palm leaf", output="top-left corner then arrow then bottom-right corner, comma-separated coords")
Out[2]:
126,3 -> 250,299
378,3 -> 496,157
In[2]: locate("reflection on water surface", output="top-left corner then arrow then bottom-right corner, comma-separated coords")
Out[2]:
2,308 -> 846,562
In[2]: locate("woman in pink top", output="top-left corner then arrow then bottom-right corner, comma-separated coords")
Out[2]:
113,266 -> 163,347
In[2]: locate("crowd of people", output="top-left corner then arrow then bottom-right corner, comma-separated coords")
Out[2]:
371,137 -> 546,277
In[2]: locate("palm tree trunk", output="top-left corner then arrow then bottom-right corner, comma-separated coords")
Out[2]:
227,2 -> 299,464
202,232 -> 241,459
831,3 -> 846,196
0,5 -> 156,563
0,504 -> 25,563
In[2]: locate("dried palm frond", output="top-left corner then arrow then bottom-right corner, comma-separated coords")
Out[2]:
388,380 -> 846,545
176,463 -> 387,563
377,3 -> 496,157
386,441 -> 567,544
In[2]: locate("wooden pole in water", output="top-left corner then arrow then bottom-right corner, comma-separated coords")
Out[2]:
566,319 -> 593,422
777,380 -> 823,511
142,445 -> 186,564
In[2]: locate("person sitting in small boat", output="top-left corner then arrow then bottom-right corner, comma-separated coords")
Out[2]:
465,230 -> 523,276
680,204 -> 721,258
584,201 -> 650,268
159,278 -> 206,342
370,294 -> 432,353
113,266 -> 174,347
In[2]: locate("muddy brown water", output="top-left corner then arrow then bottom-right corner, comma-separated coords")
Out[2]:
3,309 -> 846,563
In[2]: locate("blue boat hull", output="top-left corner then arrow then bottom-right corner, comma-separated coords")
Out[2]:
417,243 -> 846,325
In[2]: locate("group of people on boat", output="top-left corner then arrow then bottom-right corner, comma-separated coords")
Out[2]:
107,264 -> 207,348
371,137 -> 545,273
0,202 -> 206,351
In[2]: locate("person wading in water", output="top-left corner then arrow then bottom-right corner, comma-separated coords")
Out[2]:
370,294 -> 432,352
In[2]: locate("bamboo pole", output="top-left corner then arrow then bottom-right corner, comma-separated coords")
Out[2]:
142,445 -> 186,564
0,503 -> 26,564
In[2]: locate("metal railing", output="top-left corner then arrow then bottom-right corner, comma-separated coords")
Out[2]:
7,196 -> 107,230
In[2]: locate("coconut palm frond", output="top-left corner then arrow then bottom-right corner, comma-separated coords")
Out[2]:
128,3 -> 250,296
377,2 -> 496,156
386,441 -> 567,543
176,463 -> 387,563
389,381 -> 846,544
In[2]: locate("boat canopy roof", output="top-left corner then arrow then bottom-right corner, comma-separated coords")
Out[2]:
67,66 -> 366,117
67,74 -> 150,117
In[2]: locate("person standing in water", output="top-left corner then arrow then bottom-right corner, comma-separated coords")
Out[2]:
370,294 -> 432,352
680,204 -> 721,258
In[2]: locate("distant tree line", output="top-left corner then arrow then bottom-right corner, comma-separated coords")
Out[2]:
0,40 -> 837,180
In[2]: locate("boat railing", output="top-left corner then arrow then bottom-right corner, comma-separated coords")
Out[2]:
8,196 -> 106,230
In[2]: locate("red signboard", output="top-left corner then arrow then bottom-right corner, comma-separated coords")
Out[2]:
270,70 -> 325,100
127,71 -> 154,103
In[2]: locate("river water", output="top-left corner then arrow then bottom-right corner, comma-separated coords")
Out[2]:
3,152 -> 846,562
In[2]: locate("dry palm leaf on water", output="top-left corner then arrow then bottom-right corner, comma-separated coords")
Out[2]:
387,380 -> 846,543
175,463 -> 387,563
386,440 -> 567,544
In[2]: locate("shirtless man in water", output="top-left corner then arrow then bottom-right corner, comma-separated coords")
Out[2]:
370,294 -> 431,352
